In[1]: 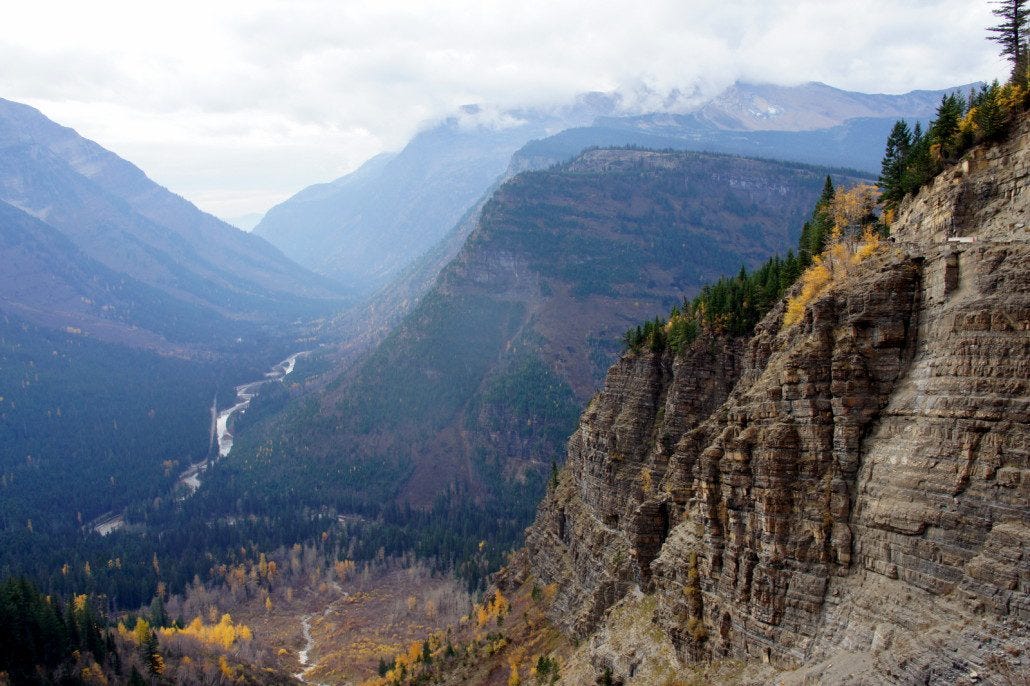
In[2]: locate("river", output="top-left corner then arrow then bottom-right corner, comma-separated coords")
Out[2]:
294,615 -> 315,682
175,351 -> 308,496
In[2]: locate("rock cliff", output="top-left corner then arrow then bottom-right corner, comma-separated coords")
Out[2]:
520,117 -> 1030,683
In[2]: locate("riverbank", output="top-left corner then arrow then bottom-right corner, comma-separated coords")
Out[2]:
176,351 -> 308,496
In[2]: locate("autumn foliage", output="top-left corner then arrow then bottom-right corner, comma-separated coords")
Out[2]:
157,613 -> 254,650
783,185 -> 882,328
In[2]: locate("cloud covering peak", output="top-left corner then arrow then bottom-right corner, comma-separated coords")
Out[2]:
1,0 -> 1004,217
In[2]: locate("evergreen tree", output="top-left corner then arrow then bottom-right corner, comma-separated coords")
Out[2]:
879,120 -> 913,210
901,122 -> 933,197
930,93 -> 968,161
802,176 -> 835,260
128,666 -> 147,686
149,594 -> 169,628
421,639 -> 432,664
972,81 -> 1010,140
988,0 -> 1030,82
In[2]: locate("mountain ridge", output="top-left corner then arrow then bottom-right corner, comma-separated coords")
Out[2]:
253,80 -> 970,305
0,97 -> 348,351
505,105 -> 1030,686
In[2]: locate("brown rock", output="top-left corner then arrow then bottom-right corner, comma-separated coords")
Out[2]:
522,115 -> 1030,683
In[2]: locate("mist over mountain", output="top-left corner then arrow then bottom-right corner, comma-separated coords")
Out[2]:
253,97 -> 620,294
0,97 -> 348,352
254,81 -> 969,306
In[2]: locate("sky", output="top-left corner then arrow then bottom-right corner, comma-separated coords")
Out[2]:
1,0 -> 1005,224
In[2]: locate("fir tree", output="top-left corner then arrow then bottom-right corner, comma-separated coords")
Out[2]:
988,0 -> 1030,82
879,120 -> 913,210
930,93 -> 968,161
971,81 -> 1009,140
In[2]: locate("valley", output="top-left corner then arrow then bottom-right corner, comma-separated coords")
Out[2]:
0,18 -> 1024,683
178,351 -> 311,496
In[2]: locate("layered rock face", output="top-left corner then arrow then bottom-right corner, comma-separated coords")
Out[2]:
523,120 -> 1030,683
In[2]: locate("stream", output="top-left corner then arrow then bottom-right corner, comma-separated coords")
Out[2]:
295,615 -> 314,681
175,351 -> 308,496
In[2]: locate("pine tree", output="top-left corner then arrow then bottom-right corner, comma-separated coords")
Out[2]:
972,81 -> 1010,140
901,122 -> 933,196
879,120 -> 913,210
803,176 -> 835,259
149,595 -> 168,628
988,0 -> 1030,82
421,639 -> 432,664
930,93 -> 968,161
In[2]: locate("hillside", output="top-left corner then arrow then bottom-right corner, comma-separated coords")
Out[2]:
209,149 -> 867,588
470,106 -> 1029,685
253,98 -> 618,293
0,99 -> 346,590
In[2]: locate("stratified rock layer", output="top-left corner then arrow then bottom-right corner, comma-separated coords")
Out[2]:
524,118 -> 1030,684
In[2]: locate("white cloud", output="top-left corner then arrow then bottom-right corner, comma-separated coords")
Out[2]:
0,0 -> 1005,218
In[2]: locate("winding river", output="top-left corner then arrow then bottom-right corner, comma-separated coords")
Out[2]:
176,351 -> 308,495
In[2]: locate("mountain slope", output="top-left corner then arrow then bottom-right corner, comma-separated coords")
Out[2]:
213,150 -> 868,587
254,99 -> 618,293
0,200 -> 237,350
509,107 -> 1030,685
0,97 -> 347,346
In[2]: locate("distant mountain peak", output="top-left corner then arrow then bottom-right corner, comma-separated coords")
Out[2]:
697,80 -> 979,131
0,96 -> 348,351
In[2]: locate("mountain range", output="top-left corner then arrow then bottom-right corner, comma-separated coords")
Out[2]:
0,97 -> 347,353
252,81 -> 970,299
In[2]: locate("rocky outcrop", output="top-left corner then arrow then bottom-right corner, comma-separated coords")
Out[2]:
522,118 -> 1030,683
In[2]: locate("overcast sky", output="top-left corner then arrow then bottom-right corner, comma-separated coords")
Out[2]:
1,0 -> 1004,223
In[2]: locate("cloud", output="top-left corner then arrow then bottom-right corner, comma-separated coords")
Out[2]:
0,0 -> 1006,218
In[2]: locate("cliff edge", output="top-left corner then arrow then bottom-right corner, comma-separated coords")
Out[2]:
519,116 -> 1030,684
